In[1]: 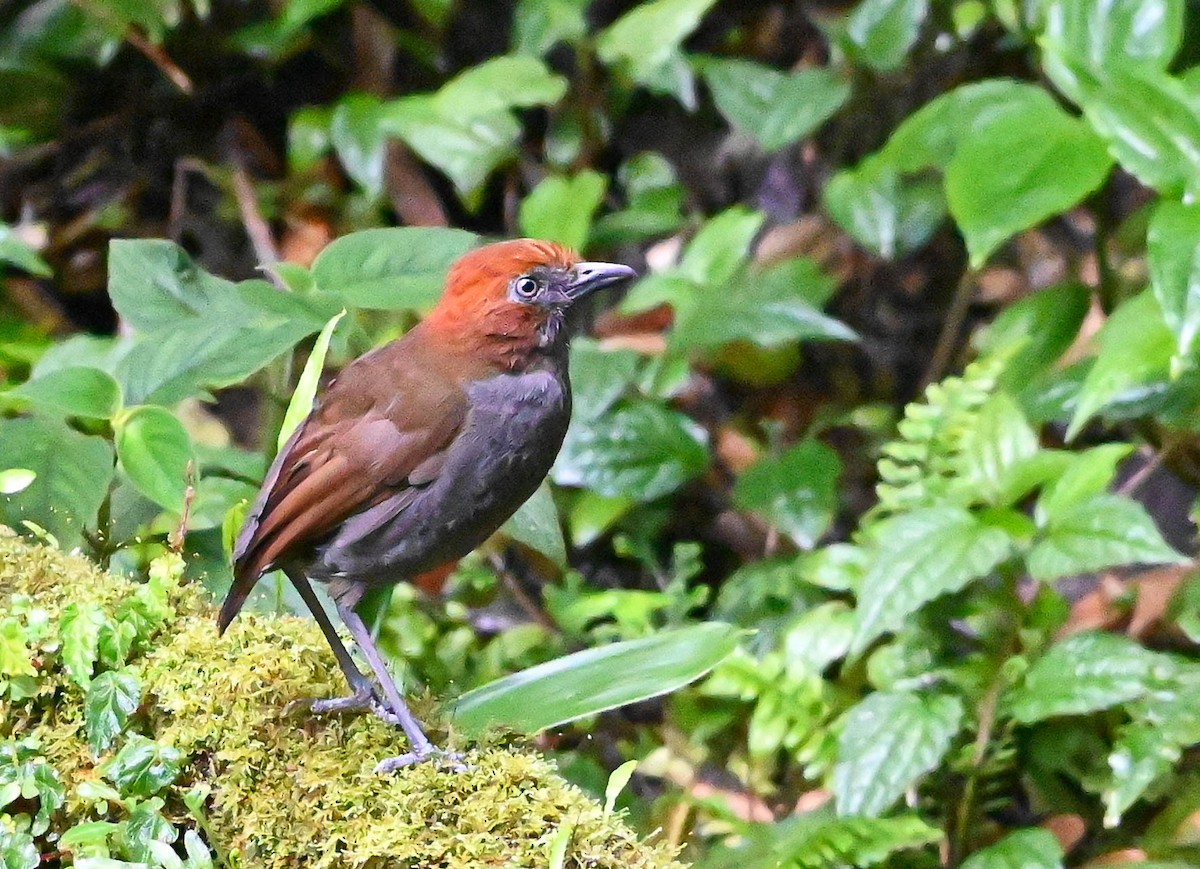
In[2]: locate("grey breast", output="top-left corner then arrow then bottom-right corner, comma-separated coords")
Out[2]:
311,366 -> 571,586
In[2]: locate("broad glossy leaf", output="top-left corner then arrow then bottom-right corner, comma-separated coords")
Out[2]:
1067,290 -> 1173,439
672,257 -> 854,351
513,0 -> 589,55
1149,200 -> 1200,361
567,339 -> 642,422
435,55 -> 568,118
518,171 -> 608,250
834,691 -> 964,816
311,227 -> 478,310
1028,494 -> 1185,582
1008,631 -> 1179,722
0,416 -> 114,549
850,507 -> 1012,654
703,59 -> 850,151
960,828 -> 1063,869
734,440 -> 841,548
955,393 -> 1039,506
381,96 -> 521,203
596,0 -> 719,83
840,0 -> 929,71
115,406 -> 193,514
450,622 -> 739,734
59,602 -> 106,688
823,163 -> 944,258
1041,0 -> 1183,75
330,93 -> 386,196
553,400 -> 709,501
100,735 -> 183,797
5,367 -> 121,419
501,481 -> 567,566
678,206 -> 765,286
945,96 -> 1111,266
1035,443 -> 1132,522
278,308 -> 345,450
85,669 -> 141,755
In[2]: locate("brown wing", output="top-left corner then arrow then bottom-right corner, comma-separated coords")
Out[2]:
218,337 -> 470,631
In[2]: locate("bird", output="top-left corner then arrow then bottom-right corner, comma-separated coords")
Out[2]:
219,238 -> 636,771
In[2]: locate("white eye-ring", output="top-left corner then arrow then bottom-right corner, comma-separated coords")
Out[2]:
513,276 -> 540,299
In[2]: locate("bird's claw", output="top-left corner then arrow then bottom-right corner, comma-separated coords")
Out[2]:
311,686 -> 399,725
374,746 -> 469,775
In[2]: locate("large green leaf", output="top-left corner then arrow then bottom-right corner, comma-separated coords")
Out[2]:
310,227 -> 478,311
954,393 -> 1040,507
945,95 -> 1111,266
850,508 -> 1012,654
596,0 -> 719,83
513,0 -> 589,55
501,481 -> 567,566
734,440 -> 842,549
833,691 -> 964,816
960,828 -> 1063,869
1148,200 -> 1200,362
107,240 -> 333,404
114,406 -> 193,514
1028,494 -> 1185,582
518,171 -> 608,250
823,163 -> 944,259
1040,0 -> 1183,76
0,416 -> 114,549
1008,631 -> 1179,722
434,55 -> 568,118
450,622 -> 740,734
330,93 -> 387,196
553,400 -> 709,502
85,669 -> 142,755
1066,290 -> 1174,439
5,367 -> 122,419
100,734 -> 183,798
702,59 -> 850,152
839,0 -> 929,71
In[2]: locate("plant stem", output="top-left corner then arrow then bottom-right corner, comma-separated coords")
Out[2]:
922,269 -> 976,390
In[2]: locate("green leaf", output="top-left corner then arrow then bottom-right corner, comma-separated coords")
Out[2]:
702,59 -> 850,152
0,224 -> 51,276
107,240 -> 332,404
1105,722 -> 1180,827
979,282 -> 1091,387
0,619 -> 34,679
101,735 -> 183,798
1067,290 -> 1173,439
0,469 -> 35,495
553,400 -> 709,502
567,339 -> 642,422
501,481 -> 567,567
945,96 -> 1111,266
0,752 -> 63,837
823,163 -> 944,259
278,309 -> 345,450
1040,0 -> 1183,75
0,825 -> 38,869
1149,200 -> 1200,362
851,508 -> 1012,654
734,440 -> 841,549
953,393 -> 1039,506
672,257 -> 854,351
596,0 -> 719,83
435,55 -> 568,118
959,828 -> 1063,869
85,669 -> 142,755
451,622 -> 740,734
5,367 -> 122,419
834,691 -> 964,816
839,0 -> 929,71
0,416 -> 115,550
513,0 -> 589,55
310,227 -> 478,311
381,96 -> 521,204
1008,631 -> 1179,722
114,797 -> 176,863
287,104 -> 332,171
604,759 -> 638,818
114,406 -> 193,514
518,171 -> 608,250
59,602 -> 106,688
678,207 -> 765,287
1035,443 -> 1132,521
1028,494 -> 1184,582
330,93 -> 386,196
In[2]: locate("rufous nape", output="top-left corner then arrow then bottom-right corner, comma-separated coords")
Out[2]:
219,238 -> 635,771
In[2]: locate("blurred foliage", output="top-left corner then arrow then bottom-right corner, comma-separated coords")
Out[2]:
2,0 -> 1200,866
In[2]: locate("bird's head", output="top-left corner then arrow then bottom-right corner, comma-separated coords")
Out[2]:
424,238 -> 636,370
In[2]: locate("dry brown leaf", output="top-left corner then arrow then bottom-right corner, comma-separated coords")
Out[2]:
1042,813 -> 1086,852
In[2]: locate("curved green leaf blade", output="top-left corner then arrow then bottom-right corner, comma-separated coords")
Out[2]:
311,227 -> 478,311
840,0 -> 929,71
518,171 -> 608,250
115,406 -> 193,513
450,622 -> 741,734
1149,200 -> 1200,362
834,691 -> 964,816
85,669 -> 142,755
960,828 -> 1063,869
6,367 -> 122,419
501,480 -> 567,566
278,308 -> 345,451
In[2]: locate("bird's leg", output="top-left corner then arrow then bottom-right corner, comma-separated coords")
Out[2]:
284,569 -> 393,722
337,602 -> 464,772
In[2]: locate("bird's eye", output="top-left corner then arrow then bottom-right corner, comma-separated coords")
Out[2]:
513,276 -> 540,299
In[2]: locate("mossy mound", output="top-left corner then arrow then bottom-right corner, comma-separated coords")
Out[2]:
0,530 -> 685,868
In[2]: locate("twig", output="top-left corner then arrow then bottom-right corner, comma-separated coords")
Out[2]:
124,28 -> 194,95
922,269 -> 976,389
489,552 -> 560,635
1117,445 -> 1169,497
229,154 -> 286,291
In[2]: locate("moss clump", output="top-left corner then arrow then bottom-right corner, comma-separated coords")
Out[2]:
0,530 -> 685,868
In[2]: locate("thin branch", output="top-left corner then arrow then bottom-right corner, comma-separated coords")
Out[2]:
124,28 -> 194,95
922,269 -> 976,389
229,152 -> 286,291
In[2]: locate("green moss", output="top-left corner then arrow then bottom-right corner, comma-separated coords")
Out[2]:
0,530 -> 685,868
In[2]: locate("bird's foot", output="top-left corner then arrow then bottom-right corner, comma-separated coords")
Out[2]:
311,686 -> 399,726
374,745 -> 469,775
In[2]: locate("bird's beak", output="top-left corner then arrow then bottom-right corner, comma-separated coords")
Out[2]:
564,262 -> 637,300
